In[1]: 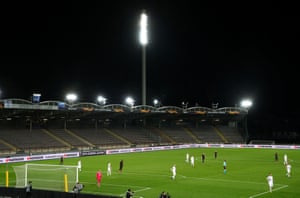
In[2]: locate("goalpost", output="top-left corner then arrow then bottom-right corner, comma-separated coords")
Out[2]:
13,163 -> 79,192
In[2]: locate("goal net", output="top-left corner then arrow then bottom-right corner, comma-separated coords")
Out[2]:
13,163 -> 79,192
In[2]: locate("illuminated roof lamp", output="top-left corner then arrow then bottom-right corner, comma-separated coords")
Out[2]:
240,99 -> 253,109
66,93 -> 77,104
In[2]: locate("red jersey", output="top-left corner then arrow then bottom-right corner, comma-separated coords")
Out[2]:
96,171 -> 102,181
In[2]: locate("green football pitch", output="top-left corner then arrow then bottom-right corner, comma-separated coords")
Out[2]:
1,148 -> 299,198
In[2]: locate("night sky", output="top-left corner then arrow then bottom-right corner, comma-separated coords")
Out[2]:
0,2 -> 299,119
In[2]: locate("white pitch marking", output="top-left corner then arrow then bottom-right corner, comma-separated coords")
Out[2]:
249,185 -> 288,198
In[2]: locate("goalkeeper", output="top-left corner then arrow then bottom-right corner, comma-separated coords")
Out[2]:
73,181 -> 84,197
25,181 -> 32,198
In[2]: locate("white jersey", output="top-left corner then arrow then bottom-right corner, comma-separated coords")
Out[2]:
170,165 -> 177,180
190,156 -> 195,166
286,164 -> 291,173
286,164 -> 291,177
284,154 -> 288,165
186,153 -> 189,163
171,166 -> 176,175
107,162 -> 112,176
266,175 -> 273,187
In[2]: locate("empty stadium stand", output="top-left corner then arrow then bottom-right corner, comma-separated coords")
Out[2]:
0,99 -> 249,155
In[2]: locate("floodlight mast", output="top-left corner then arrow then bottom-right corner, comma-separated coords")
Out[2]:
139,11 -> 148,105
240,99 -> 253,143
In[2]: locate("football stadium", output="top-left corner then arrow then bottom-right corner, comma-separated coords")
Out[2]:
0,98 -> 299,198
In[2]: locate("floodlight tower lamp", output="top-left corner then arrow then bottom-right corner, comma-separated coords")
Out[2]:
240,99 -> 252,143
139,11 -> 148,106
240,99 -> 253,109
153,99 -> 159,107
125,96 -> 135,107
66,93 -> 77,104
139,12 -> 148,46
97,95 -> 107,105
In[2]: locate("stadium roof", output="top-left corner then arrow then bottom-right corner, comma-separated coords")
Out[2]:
0,98 -> 247,122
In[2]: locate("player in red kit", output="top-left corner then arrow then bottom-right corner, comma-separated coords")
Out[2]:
96,169 -> 102,187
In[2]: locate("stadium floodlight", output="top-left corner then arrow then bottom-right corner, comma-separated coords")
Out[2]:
125,96 -> 135,107
139,11 -> 148,106
66,93 -> 77,104
153,99 -> 161,107
97,95 -> 107,105
240,99 -> 252,143
139,12 -> 148,46
240,99 -> 253,109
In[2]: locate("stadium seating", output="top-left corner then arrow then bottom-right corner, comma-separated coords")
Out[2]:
0,129 -> 68,154
216,125 -> 244,143
188,125 -> 224,143
0,124 -> 245,155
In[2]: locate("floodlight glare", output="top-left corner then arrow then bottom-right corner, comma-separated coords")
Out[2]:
125,97 -> 135,106
139,13 -> 148,45
240,99 -> 252,108
66,93 -> 77,103
97,95 -> 107,105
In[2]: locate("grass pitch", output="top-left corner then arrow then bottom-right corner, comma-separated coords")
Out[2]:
1,147 -> 300,198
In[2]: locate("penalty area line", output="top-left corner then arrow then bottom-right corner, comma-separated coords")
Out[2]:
119,187 -> 151,197
249,185 -> 288,198
134,187 -> 151,193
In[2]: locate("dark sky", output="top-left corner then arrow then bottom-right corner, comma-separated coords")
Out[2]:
0,2 -> 299,117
